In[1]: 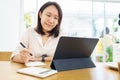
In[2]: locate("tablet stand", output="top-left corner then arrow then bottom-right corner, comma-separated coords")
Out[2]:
51,57 -> 95,71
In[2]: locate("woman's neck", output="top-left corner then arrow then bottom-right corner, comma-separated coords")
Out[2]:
41,34 -> 49,46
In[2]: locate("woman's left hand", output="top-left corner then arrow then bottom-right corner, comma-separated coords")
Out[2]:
28,56 -> 52,62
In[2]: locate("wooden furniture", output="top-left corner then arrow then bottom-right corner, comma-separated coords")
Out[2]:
0,51 -> 12,61
0,61 -> 120,80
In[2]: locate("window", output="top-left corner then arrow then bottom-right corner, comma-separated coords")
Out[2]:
24,0 -> 36,30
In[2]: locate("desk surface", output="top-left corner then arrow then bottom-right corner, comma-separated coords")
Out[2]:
0,61 -> 120,80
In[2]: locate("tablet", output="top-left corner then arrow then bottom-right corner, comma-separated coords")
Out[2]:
51,36 -> 99,71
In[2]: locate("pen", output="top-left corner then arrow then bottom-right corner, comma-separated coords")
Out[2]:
20,42 -> 33,56
39,70 -> 52,74
20,42 -> 26,48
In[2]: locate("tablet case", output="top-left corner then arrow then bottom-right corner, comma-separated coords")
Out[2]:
50,36 -> 98,71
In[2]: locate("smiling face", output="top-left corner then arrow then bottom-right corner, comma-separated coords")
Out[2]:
39,5 -> 59,34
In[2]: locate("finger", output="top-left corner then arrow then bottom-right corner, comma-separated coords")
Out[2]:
20,49 -> 33,56
20,55 -> 28,61
29,56 -> 35,61
20,53 -> 31,62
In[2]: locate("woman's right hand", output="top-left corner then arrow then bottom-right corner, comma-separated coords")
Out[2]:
19,48 -> 33,63
13,48 -> 34,63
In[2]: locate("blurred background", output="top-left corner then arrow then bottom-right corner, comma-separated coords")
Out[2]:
0,0 -> 120,62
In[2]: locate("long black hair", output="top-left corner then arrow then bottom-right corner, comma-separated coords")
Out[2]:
35,1 -> 63,37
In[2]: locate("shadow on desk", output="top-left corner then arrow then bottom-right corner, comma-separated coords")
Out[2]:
0,51 -> 12,61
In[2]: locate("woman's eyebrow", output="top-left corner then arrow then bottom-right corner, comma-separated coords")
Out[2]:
45,11 -> 59,17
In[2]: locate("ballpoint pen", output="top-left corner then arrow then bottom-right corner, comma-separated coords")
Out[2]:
39,70 -> 52,74
20,42 -> 26,48
20,42 -> 33,56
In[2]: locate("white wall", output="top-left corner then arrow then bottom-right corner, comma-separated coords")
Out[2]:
0,0 -> 22,51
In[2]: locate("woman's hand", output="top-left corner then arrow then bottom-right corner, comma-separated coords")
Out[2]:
12,48 -> 34,63
44,56 -> 52,62
12,49 -> 52,63
28,56 -> 52,62
19,48 -> 33,63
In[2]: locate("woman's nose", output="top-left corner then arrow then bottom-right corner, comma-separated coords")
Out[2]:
48,17 -> 55,23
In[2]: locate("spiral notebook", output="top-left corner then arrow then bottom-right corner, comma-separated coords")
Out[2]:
17,67 -> 57,78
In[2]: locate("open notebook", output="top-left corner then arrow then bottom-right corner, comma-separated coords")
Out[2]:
17,67 -> 57,78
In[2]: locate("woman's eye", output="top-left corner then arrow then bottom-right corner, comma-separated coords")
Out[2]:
46,14 -> 51,17
54,17 -> 59,20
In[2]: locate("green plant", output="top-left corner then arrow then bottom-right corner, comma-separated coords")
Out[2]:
106,45 -> 113,62
24,13 -> 32,28
112,18 -> 119,32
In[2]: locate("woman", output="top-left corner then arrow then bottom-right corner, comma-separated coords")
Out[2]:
11,1 -> 65,63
